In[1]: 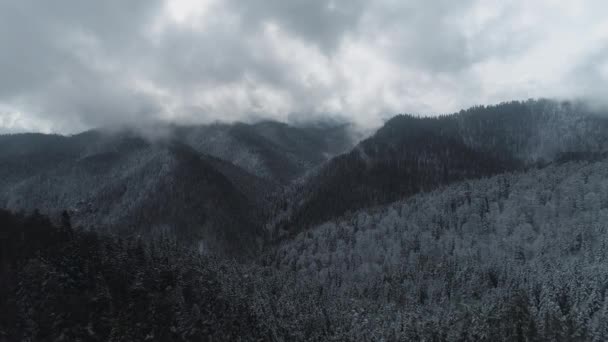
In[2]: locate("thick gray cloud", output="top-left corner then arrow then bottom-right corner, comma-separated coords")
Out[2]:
225,0 -> 367,52
0,0 -> 607,133
0,0 -> 163,131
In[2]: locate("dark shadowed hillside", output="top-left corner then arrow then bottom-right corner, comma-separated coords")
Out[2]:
0,209 -> 270,341
0,133 -> 90,188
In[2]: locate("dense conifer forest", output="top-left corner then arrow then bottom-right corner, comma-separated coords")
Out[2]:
3,100 -> 608,341
0,209 -> 270,341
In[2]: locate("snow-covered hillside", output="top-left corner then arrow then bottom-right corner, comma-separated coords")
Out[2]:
257,159 -> 608,340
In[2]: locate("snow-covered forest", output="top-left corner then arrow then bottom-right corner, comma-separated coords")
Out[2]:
3,101 -> 608,341
252,159 -> 608,340
4,158 -> 608,340
3,0 -> 608,338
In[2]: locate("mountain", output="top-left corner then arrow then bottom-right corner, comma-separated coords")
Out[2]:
176,120 -> 354,183
6,156 -> 608,340
0,120 -> 354,255
4,101 -> 608,250
5,99 -> 608,340
0,133 -> 268,256
280,99 -> 608,232
0,133 -> 87,188
258,157 -> 608,340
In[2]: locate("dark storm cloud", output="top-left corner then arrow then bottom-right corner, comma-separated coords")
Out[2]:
0,0 -> 607,133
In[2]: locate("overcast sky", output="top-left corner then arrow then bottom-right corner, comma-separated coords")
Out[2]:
1,0 -> 607,133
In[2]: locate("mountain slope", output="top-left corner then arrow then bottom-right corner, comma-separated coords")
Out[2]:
281,99 -> 608,231
0,133 -> 90,188
259,157 -> 608,340
177,120 -> 354,183
0,119 -> 354,254
0,133 -> 270,256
